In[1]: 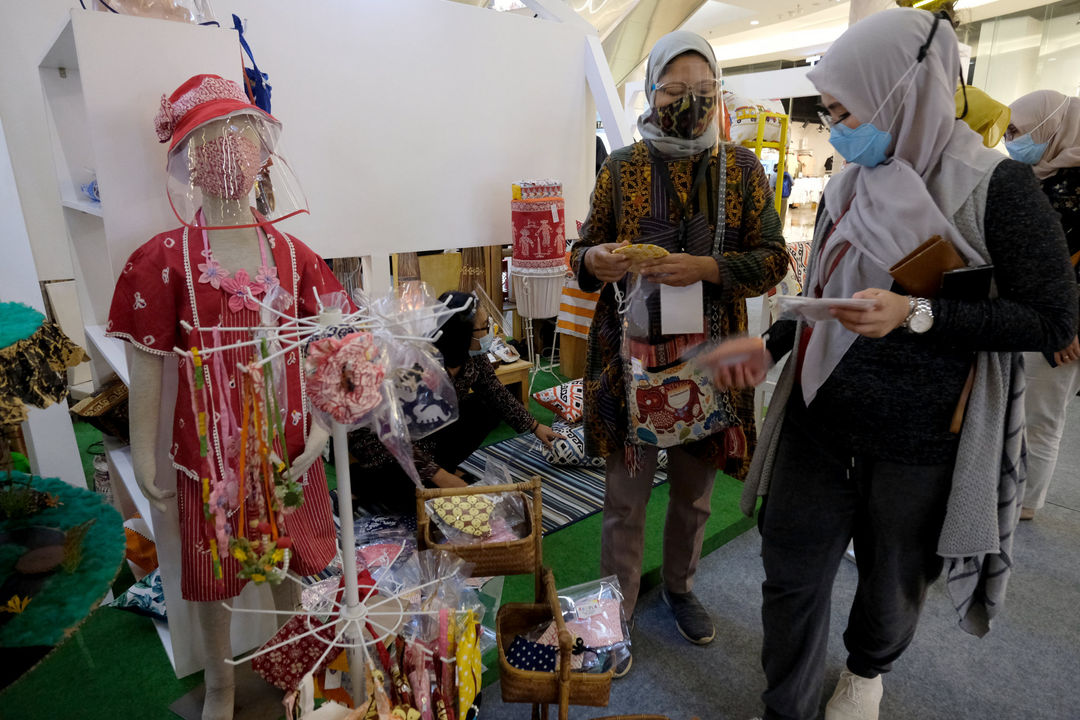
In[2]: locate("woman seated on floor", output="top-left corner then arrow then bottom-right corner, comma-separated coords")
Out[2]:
346,290 -> 561,513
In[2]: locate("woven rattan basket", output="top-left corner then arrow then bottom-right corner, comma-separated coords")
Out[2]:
416,477 -> 542,581
496,567 -> 613,718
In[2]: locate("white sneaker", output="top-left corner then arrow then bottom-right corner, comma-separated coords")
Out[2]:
825,669 -> 883,720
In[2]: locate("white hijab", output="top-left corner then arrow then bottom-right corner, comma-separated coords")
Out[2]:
637,30 -> 721,159
799,8 -> 1003,404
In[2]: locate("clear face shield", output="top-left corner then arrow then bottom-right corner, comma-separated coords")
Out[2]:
166,112 -> 308,230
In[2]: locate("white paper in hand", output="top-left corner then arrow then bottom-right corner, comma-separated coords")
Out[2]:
773,296 -> 876,323
661,282 -> 704,334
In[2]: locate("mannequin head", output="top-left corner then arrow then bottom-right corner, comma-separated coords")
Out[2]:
188,116 -> 263,199
157,75 -> 307,230
184,115 -> 269,226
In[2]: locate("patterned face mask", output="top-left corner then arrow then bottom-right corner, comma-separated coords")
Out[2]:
431,495 -> 494,536
191,134 -> 262,200
655,94 -> 717,140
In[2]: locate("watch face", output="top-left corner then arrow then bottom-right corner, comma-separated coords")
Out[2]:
910,311 -> 933,333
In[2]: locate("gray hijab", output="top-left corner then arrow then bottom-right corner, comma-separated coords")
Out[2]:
638,31 -> 721,159
799,9 -> 1003,404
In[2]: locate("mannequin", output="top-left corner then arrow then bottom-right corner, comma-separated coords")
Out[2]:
127,233 -> 327,720
113,75 -> 340,720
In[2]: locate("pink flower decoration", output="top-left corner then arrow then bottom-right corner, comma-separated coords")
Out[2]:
220,269 -> 266,313
256,265 -> 279,288
305,332 -> 386,424
198,257 -> 227,289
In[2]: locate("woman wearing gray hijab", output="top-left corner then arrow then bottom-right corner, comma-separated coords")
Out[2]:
572,30 -> 787,675
706,9 -> 1075,720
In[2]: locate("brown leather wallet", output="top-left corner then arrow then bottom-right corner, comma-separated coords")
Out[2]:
888,235 -> 965,298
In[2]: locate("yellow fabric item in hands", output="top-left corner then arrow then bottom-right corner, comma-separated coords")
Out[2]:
957,86 -> 1010,148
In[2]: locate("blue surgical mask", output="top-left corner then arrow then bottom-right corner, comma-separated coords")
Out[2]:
469,330 -> 494,357
1004,133 -> 1048,165
826,55 -> 925,169
1004,96 -> 1069,165
829,122 -> 893,168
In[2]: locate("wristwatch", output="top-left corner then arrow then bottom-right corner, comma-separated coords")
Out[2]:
902,296 -> 934,334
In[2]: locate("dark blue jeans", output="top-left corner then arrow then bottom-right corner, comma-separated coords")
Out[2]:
760,401 -> 953,720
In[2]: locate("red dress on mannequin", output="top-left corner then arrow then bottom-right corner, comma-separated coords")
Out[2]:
108,220 -> 343,601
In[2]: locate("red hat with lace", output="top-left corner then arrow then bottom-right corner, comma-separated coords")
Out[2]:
154,74 -> 278,152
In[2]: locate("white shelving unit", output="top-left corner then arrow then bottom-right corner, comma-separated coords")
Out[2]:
0,117 -> 85,487
102,438 -> 151,536
37,9 -> 277,678
101,433 -> 174,666
84,324 -> 129,386
61,197 -> 103,217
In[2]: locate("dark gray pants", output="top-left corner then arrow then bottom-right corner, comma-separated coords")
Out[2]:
759,405 -> 953,720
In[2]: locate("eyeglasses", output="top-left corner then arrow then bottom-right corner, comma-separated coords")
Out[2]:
653,79 -> 721,101
817,107 -> 851,130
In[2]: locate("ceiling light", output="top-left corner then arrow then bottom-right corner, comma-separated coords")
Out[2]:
1048,57 -> 1057,62
750,19 -> 760,25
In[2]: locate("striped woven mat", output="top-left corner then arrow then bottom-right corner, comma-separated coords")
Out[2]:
460,434 -> 668,535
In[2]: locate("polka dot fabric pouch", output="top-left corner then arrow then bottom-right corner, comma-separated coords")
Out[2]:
507,636 -> 557,673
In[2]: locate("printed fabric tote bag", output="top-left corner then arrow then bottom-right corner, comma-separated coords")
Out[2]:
620,276 -> 737,448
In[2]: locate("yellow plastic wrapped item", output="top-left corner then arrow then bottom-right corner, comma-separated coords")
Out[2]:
456,609 -> 481,719
957,86 -> 1010,148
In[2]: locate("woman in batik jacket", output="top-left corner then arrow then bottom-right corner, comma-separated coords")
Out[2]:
571,30 -> 787,671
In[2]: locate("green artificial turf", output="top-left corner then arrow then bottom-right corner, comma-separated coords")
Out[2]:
482,367 -> 568,447
499,471 -> 754,605
0,605 -> 202,717
72,420 -> 104,491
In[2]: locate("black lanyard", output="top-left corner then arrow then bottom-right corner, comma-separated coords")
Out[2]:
653,150 -> 711,252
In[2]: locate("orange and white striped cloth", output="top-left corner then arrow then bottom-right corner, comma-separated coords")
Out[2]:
556,278 -> 600,339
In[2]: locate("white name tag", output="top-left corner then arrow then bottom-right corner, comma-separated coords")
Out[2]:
661,281 -> 704,335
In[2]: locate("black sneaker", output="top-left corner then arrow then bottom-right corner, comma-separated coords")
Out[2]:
662,587 -> 716,645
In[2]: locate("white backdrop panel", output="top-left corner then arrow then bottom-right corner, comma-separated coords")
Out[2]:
227,0 -> 594,272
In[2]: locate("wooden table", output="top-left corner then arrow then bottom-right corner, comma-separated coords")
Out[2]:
494,359 -> 533,405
